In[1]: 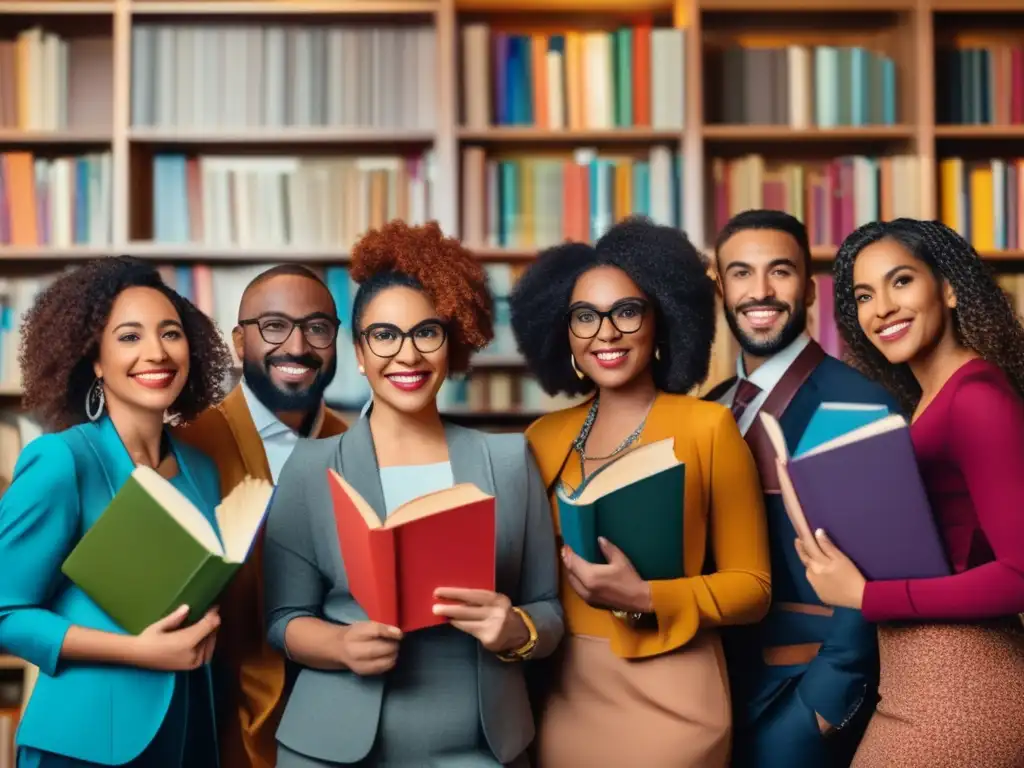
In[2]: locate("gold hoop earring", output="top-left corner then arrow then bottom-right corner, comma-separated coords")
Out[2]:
571,355 -> 585,380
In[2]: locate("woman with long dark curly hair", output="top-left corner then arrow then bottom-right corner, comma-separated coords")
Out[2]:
778,218 -> 1024,767
0,256 -> 233,767
509,216 -> 771,767
262,221 -> 563,767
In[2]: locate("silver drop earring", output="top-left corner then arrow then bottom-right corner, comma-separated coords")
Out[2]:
86,377 -> 105,422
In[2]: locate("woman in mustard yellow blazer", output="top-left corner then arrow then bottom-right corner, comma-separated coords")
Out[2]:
510,217 -> 772,767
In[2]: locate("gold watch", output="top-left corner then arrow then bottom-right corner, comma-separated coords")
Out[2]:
496,607 -> 538,662
611,609 -> 645,627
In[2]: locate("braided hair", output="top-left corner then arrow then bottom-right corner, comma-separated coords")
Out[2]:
833,218 -> 1024,413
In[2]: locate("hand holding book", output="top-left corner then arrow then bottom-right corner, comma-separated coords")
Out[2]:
561,537 -> 654,615
432,588 -> 532,654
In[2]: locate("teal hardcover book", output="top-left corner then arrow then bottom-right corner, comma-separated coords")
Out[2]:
794,402 -> 891,457
556,438 -> 684,580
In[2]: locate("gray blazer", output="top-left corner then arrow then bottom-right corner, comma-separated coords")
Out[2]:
263,416 -> 564,765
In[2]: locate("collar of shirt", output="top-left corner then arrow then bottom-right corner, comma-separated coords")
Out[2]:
736,332 -> 812,394
239,377 -> 326,440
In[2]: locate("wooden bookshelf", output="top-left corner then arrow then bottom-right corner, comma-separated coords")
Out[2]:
0,0 -> 1023,420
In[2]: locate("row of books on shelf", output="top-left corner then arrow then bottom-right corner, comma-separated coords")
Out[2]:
461,146 -> 683,250
939,157 -> 1024,253
0,28 -> 112,133
0,152 -> 112,248
152,152 -> 434,248
461,23 -> 685,131
709,45 -> 898,128
131,24 -> 437,131
936,45 -> 1024,126
711,154 -> 922,250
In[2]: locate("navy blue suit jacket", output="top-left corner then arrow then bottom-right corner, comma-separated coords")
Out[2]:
711,353 -> 900,767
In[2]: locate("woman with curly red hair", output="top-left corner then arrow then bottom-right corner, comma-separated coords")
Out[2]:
262,221 -> 564,767
0,256 -> 232,767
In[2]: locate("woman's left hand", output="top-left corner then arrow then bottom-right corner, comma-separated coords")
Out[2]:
562,537 -> 653,614
795,529 -> 867,611
432,588 -> 528,653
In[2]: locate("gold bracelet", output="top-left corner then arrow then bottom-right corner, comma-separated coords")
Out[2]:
496,607 -> 538,662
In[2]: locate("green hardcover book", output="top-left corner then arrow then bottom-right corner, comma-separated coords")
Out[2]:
62,467 -> 274,635
556,437 -> 684,580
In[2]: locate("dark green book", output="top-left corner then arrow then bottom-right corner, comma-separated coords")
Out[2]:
62,467 -> 274,634
557,438 -> 685,580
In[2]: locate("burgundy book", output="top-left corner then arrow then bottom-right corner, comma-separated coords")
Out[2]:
760,412 -> 951,581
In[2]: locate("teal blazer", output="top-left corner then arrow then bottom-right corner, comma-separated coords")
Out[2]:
0,415 -> 222,765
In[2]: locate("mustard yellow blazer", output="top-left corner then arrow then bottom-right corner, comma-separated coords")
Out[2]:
525,392 -> 771,659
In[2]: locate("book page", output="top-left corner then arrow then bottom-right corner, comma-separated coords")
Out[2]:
574,438 -> 678,505
328,470 -> 382,530
386,483 -> 492,527
216,476 -> 275,563
131,466 -> 222,554
800,413 -> 906,458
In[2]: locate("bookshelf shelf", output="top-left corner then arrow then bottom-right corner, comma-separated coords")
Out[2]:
934,125 -> 1024,139
128,0 -> 439,15
127,128 -> 437,146
698,0 -> 915,9
0,246 -> 115,261
0,2 -> 113,14
458,127 -> 683,144
702,125 -> 916,142
0,130 -> 111,145
455,0 -> 671,11
122,243 -> 353,262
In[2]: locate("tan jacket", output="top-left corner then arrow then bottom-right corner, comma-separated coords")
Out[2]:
174,385 -> 347,768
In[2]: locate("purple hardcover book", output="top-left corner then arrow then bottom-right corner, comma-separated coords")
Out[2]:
761,413 -> 951,581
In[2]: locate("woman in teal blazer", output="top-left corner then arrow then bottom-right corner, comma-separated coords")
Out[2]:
0,257 -> 234,767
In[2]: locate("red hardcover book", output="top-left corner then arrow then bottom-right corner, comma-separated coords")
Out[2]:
327,469 -> 496,632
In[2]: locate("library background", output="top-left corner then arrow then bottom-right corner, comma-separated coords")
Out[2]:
0,0 -> 1022,760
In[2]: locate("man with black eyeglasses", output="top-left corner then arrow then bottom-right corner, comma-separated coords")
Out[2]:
175,264 -> 347,768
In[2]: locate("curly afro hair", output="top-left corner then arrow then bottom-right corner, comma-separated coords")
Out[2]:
20,256 -> 233,431
349,220 -> 494,373
834,218 -> 1024,413
510,216 -> 717,397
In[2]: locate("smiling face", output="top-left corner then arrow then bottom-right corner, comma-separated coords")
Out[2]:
234,273 -> 339,414
852,237 -> 958,365
567,265 -> 655,390
92,286 -> 190,417
717,228 -> 814,359
355,285 -> 449,415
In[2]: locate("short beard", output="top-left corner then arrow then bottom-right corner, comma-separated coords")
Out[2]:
725,300 -> 808,359
242,354 -> 337,420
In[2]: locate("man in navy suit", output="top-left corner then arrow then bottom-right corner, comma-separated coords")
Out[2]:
706,210 -> 898,768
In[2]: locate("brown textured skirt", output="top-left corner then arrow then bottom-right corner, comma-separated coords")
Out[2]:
852,619 -> 1024,768
535,632 -> 732,768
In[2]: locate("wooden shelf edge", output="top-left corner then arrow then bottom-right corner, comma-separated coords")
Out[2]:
931,0 -> 1024,11
456,0 -> 671,11
0,246 -> 115,260
699,0 -> 915,10
0,130 -> 111,144
704,125 -> 916,141
128,128 -> 436,145
124,244 -> 352,261
0,2 -> 113,14
935,125 -> 1024,139
130,1 -> 438,15
459,126 -> 682,143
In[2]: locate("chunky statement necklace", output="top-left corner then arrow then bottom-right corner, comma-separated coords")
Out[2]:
572,394 -> 654,472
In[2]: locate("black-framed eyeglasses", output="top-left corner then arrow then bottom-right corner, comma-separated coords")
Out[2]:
238,313 -> 340,349
359,319 -> 448,358
568,299 -> 649,339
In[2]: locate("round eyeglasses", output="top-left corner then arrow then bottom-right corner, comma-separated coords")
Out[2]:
359,320 -> 448,358
238,314 -> 340,349
568,299 -> 649,339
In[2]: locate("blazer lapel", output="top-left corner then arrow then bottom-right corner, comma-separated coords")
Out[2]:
337,416 -> 387,523
83,415 -> 137,499
219,385 -> 273,482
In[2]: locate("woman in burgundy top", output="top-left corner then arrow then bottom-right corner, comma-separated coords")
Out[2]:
778,219 -> 1024,768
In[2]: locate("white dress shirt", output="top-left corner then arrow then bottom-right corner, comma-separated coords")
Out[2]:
240,378 -> 326,483
716,333 -> 812,436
